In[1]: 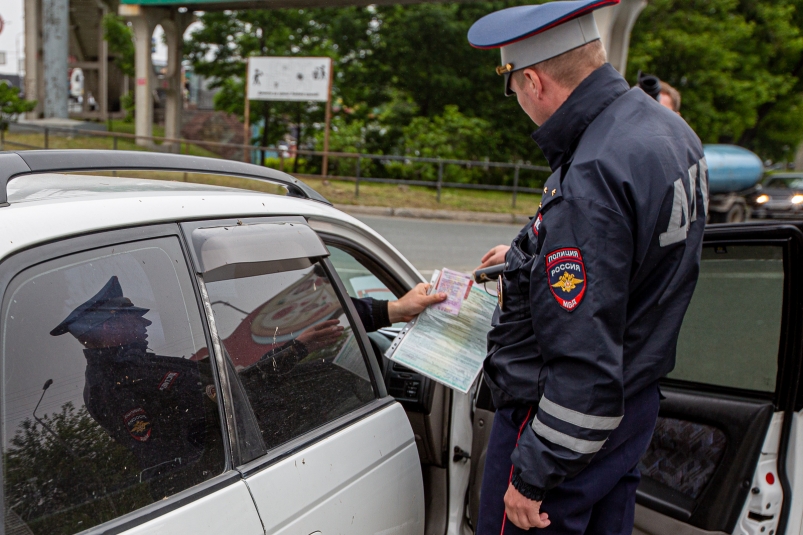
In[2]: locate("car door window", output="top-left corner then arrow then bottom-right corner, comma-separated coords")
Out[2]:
668,244 -> 784,392
204,260 -> 376,457
327,245 -> 407,329
2,237 -> 225,535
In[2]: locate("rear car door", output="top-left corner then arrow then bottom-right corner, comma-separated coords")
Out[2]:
468,223 -> 803,535
633,224 -> 803,535
0,225 -> 263,535
182,217 -> 424,535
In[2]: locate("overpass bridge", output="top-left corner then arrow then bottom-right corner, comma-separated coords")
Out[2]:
25,0 -> 647,146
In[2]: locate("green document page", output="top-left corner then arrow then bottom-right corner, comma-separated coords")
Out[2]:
385,270 -> 497,393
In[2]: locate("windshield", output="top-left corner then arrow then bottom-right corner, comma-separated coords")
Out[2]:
763,176 -> 803,190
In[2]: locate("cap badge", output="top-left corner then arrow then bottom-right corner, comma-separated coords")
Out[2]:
496,63 -> 514,76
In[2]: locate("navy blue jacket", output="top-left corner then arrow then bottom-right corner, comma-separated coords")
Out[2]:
483,64 -> 706,498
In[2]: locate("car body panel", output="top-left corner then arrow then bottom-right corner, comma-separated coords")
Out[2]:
242,402 -> 424,535
117,480 -> 264,535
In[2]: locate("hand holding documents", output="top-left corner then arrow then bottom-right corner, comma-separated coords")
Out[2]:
386,269 -> 497,393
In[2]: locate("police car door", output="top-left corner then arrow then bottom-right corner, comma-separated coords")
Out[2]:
468,223 -> 803,535
182,217 -> 424,535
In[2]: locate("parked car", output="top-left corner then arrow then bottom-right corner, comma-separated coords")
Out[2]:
0,150 -> 798,535
748,173 -> 803,220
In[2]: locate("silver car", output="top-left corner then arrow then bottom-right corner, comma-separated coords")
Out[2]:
0,150 -> 796,535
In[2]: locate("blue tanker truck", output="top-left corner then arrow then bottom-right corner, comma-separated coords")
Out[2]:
704,144 -> 765,223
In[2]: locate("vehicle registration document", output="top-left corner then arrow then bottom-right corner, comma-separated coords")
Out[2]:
385,269 -> 497,393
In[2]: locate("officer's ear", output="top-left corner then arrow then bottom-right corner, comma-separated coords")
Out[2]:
520,67 -> 543,100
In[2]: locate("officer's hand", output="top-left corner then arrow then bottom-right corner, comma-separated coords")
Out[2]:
504,483 -> 550,529
296,319 -> 344,352
388,283 -> 447,323
477,245 -> 510,271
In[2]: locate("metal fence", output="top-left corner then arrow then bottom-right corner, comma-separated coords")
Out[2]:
1,122 -> 551,207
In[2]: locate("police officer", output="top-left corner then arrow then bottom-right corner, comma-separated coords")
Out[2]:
467,1 -> 706,533
50,276 -> 220,496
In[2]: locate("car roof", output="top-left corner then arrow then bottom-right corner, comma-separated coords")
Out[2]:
0,173 -> 384,262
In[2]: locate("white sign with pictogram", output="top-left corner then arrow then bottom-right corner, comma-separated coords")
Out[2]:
247,56 -> 332,102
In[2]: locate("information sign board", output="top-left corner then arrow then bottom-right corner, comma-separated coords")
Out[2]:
247,56 -> 331,102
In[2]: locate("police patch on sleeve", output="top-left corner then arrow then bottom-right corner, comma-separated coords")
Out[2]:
123,407 -> 152,442
546,248 -> 586,312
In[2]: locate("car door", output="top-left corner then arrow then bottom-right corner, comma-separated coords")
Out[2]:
0,225 -> 263,535
467,223 -> 803,535
181,217 -> 424,535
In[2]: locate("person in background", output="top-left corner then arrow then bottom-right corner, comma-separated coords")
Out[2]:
659,81 -> 682,114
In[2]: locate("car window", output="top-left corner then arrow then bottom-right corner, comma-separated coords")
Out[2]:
327,246 -> 397,302
2,237 -> 225,535
669,245 -> 783,392
327,245 -> 407,329
204,261 -> 376,458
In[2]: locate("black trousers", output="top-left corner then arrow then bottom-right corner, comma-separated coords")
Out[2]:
476,383 -> 660,535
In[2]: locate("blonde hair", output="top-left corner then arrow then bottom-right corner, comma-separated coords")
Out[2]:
512,40 -> 607,91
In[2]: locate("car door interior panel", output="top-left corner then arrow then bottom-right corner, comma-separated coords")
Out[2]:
636,386 -> 773,530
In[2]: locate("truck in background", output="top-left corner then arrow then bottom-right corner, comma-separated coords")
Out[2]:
704,144 -> 765,223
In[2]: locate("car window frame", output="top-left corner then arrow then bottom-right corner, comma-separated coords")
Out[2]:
0,223 -> 237,535
180,217 -> 393,472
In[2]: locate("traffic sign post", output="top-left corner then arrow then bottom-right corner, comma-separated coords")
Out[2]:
243,56 -> 334,175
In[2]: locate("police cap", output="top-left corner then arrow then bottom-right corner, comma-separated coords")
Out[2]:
50,276 -> 149,337
468,0 -> 619,96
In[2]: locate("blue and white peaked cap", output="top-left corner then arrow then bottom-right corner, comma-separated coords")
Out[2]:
468,0 -> 619,95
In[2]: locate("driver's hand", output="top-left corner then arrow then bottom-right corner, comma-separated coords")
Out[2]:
476,245 -> 510,271
388,283 -> 447,323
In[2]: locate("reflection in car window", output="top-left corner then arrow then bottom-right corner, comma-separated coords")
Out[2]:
670,245 -> 783,392
205,262 -> 376,456
2,238 -> 225,535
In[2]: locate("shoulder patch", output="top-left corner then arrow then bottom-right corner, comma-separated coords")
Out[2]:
123,407 -> 152,442
157,371 -> 180,391
533,213 -> 542,236
546,248 -> 586,312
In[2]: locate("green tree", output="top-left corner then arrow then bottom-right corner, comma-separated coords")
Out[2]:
102,14 -> 135,78
102,14 -> 136,121
627,0 -> 803,161
0,82 -> 36,131
4,403 -> 150,534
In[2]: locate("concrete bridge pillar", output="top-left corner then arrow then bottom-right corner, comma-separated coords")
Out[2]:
161,12 -> 193,151
121,5 -> 168,146
42,0 -> 69,118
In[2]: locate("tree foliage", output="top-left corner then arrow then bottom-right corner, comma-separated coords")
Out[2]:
627,0 -> 803,161
186,0 -> 803,170
102,14 -> 136,78
4,403 -> 150,534
0,82 -> 36,130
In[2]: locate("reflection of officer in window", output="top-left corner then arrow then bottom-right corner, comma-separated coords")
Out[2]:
50,276 -> 214,493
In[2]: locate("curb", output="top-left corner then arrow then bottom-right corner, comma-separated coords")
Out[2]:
334,204 -> 532,225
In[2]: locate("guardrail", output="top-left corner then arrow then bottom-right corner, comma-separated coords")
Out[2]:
1,122 -> 551,208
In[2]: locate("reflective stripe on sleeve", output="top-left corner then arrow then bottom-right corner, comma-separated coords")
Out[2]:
539,396 -> 622,431
531,417 -> 607,454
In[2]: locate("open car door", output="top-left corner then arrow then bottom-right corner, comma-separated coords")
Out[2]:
468,223 -> 803,535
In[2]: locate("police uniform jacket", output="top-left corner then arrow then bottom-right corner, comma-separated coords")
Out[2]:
484,63 -> 707,498
83,343 -> 209,481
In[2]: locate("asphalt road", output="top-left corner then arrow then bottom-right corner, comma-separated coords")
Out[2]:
355,215 -> 522,276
